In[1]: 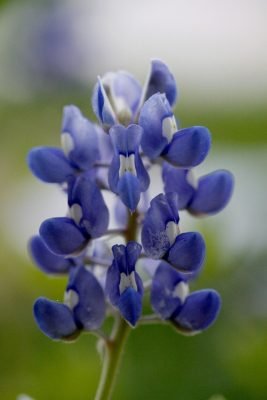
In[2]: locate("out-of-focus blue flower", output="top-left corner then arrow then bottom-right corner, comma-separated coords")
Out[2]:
92,59 -> 176,128
151,262 -> 221,334
28,105 -> 100,184
108,124 -> 150,211
106,242 -> 144,326
163,163 -> 234,216
39,175 -> 109,255
139,93 -> 211,167
34,266 -> 106,340
141,193 -> 205,273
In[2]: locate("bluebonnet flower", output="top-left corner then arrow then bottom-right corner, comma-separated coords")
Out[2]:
151,262 -> 221,334
92,59 -> 176,128
28,59 -> 233,352
139,93 -> 211,167
163,163 -> 234,215
142,192 -> 205,273
39,174 -> 109,255
28,105 -> 100,184
108,124 -> 150,211
34,266 -> 106,340
106,242 -> 144,326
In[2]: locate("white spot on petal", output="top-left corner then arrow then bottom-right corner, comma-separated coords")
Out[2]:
162,115 -> 178,143
186,169 -> 198,190
64,289 -> 79,310
119,154 -> 137,177
69,203 -> 83,225
166,221 -> 180,247
119,271 -> 138,294
61,132 -> 75,157
173,281 -> 189,303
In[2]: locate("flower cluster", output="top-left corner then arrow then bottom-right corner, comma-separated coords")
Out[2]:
28,60 -> 234,340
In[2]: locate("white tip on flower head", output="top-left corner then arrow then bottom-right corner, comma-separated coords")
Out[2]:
69,203 -> 83,225
166,220 -> 180,247
173,281 -> 189,303
119,154 -> 137,177
119,271 -> 138,294
64,289 -> 79,310
61,132 -> 75,157
162,115 -> 178,143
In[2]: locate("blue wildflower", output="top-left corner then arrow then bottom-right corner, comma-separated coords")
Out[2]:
142,192 -> 205,273
108,124 -> 150,211
34,266 -> 106,340
163,163 -> 234,215
28,105 -> 100,184
39,174 -> 109,255
151,262 -> 221,334
139,93 -> 211,167
106,242 -> 144,327
92,59 -> 176,128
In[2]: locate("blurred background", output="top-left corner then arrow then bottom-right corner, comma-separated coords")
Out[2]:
0,0 -> 267,399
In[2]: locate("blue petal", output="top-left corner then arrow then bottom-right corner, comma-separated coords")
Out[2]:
151,261 -> 187,319
173,290 -> 221,333
110,71 -> 142,117
134,152 -> 150,191
141,193 -> 179,258
28,147 -> 74,183
61,105 -> 100,170
69,175 -> 109,237
105,259 -> 121,305
166,232 -> 205,273
139,93 -> 173,159
109,124 -> 142,155
92,78 -> 117,127
162,163 -> 195,209
189,170 -> 234,216
143,60 -> 177,107
33,297 -> 77,340
117,172 -> 141,212
67,266 -> 106,330
117,287 -> 142,326
39,217 -> 88,256
112,241 -> 142,275
164,126 -> 211,167
29,236 -> 73,274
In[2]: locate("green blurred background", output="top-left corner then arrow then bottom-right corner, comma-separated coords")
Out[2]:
1,1 -> 267,399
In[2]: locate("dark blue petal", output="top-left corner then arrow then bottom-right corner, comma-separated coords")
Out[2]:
29,235 -> 73,274
117,172 -> 141,212
173,290 -> 221,333
39,217 -> 88,256
139,93 -> 173,159
134,152 -> 150,191
143,60 -> 177,107
69,175 -> 109,237
162,163 -> 195,209
117,287 -> 142,326
92,78 -> 117,127
112,241 -> 142,274
105,260 -> 121,305
166,232 -> 205,273
61,105 -> 100,170
28,147 -> 75,183
164,126 -> 211,168
67,266 -> 106,330
189,170 -> 234,216
151,261 -> 188,319
33,297 -> 77,340
141,193 -> 179,258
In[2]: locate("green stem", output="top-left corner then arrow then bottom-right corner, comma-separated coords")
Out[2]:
94,317 -> 130,400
